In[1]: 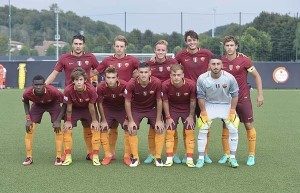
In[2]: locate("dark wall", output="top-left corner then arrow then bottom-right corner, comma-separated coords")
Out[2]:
0,61 -> 299,89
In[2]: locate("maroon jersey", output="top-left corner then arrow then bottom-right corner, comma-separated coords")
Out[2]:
124,76 -> 161,112
175,48 -> 213,81
222,54 -> 253,102
146,57 -> 178,82
162,78 -> 196,113
97,79 -> 127,111
54,52 -> 99,86
63,83 -> 98,108
23,85 -> 63,104
96,55 -> 140,82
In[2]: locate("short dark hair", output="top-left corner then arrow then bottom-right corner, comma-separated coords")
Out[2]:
71,67 -> 87,81
184,30 -> 198,42
105,66 -> 118,76
138,62 -> 150,69
72,33 -> 85,43
210,54 -> 222,61
32,75 -> 45,83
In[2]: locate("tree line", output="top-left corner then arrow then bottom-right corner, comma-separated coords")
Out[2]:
0,4 -> 299,61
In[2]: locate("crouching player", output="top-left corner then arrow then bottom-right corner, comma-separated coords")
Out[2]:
162,64 -> 196,167
97,67 -> 131,165
22,75 -> 64,166
196,55 -> 240,168
62,67 -> 100,166
124,63 -> 164,167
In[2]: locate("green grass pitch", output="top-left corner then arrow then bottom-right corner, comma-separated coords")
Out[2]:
0,89 -> 299,193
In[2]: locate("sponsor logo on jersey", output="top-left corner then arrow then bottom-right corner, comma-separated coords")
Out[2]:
222,83 -> 227,88
200,57 -> 205,61
77,61 -> 82,66
149,90 -> 154,94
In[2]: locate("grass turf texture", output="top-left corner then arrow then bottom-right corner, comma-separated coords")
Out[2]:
0,89 -> 299,193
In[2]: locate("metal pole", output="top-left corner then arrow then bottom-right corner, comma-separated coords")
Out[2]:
212,9 -> 216,38
8,0 -> 11,61
239,12 -> 242,52
181,12 -> 183,47
55,7 -> 60,60
125,12 -> 127,34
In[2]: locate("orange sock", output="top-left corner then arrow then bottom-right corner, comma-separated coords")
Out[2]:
92,130 -> 101,155
173,129 -> 178,154
148,127 -> 156,155
205,130 -> 210,154
247,128 -> 256,155
25,123 -> 35,157
54,130 -> 63,158
185,129 -> 195,158
155,133 -> 164,159
129,135 -> 139,160
124,131 -> 131,157
100,132 -> 110,157
109,127 -> 118,154
221,127 -> 230,155
165,130 -> 175,157
63,130 -> 73,154
83,127 -> 92,154
182,129 -> 187,151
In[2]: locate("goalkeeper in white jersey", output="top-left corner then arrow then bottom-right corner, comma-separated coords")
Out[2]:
196,54 -> 240,168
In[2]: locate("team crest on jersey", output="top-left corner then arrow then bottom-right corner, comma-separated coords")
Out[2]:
229,65 -> 233,71
167,66 -> 171,71
79,98 -> 83,102
40,100 -> 44,103
111,94 -> 116,98
193,57 -> 197,63
184,93 -> 189,96
77,61 -> 82,66
222,83 -> 227,88
85,98 -> 90,101
117,63 -> 122,68
176,92 -> 181,96
124,89 -> 128,94
159,66 -> 163,72
200,57 -> 205,61
149,90 -> 154,94
161,92 -> 163,97
64,96 -> 68,101
236,65 -> 240,70
47,100 -> 52,102
125,63 -> 129,67
85,61 -> 89,65
143,91 -> 148,96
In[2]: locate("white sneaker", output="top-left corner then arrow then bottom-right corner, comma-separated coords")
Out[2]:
129,158 -> 140,167
154,158 -> 163,167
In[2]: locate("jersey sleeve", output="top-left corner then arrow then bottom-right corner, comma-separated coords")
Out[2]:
189,80 -> 196,99
124,79 -> 135,100
161,81 -> 169,101
63,87 -> 72,104
229,74 -> 239,98
196,75 -> 206,99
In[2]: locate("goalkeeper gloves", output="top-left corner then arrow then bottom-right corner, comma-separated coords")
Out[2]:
197,111 -> 211,130
225,109 -> 240,129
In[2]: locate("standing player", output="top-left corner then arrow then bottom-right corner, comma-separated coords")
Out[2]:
96,35 -> 140,161
144,40 -> 181,164
219,35 -> 264,166
22,75 -> 64,166
62,67 -> 100,166
196,55 -> 240,168
97,67 -> 131,165
162,64 -> 196,167
175,30 -> 214,163
45,34 -> 100,161
124,63 -> 164,167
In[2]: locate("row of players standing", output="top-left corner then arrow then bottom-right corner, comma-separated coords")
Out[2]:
22,30 -> 263,168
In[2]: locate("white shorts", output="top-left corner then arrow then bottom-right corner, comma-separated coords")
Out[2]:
205,102 -> 230,121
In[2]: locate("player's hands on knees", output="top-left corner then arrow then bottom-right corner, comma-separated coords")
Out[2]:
100,121 -> 109,132
165,118 -> 175,130
91,121 -> 100,131
63,121 -> 72,132
155,120 -> 165,134
184,115 -> 195,130
25,120 -> 33,133
52,121 -> 61,133
200,111 -> 211,125
128,121 -> 137,135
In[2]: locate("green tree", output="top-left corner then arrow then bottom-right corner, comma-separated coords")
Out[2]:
19,45 -> 31,56
46,45 -> 56,56
142,30 -> 154,47
142,45 -> 153,53
127,29 -> 142,52
126,43 -> 136,53
61,44 -> 71,54
0,35 -> 8,55
173,46 -> 182,55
